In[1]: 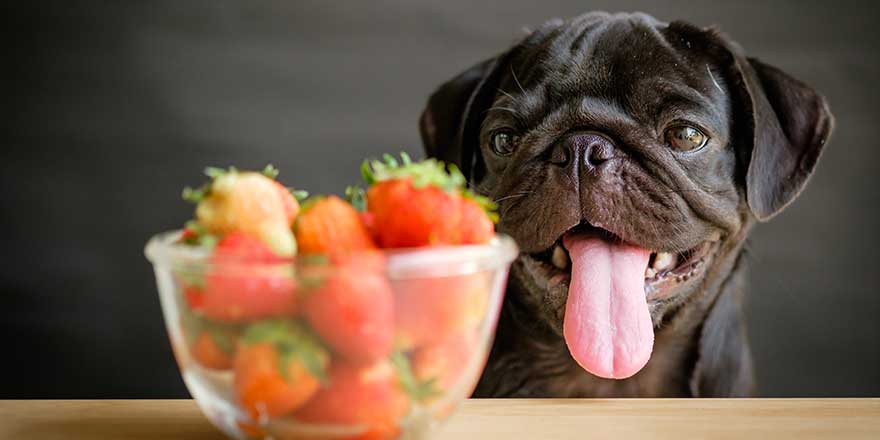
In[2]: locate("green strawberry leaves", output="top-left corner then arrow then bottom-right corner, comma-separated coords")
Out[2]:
181,167 -> 227,204
205,166 -> 235,179
344,185 -> 367,212
261,164 -> 280,179
390,351 -> 442,403
298,195 -> 327,214
242,320 -> 329,384
180,309 -> 239,355
209,328 -> 236,355
362,152 -> 463,191
181,185 -> 210,204
463,191 -> 500,223
175,222 -> 211,288
183,165 -> 283,205
180,220 -> 218,249
290,188 -> 309,203
361,152 -> 499,223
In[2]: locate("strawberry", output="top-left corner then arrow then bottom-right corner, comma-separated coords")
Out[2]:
295,195 -> 376,255
191,331 -> 236,370
362,153 -> 497,247
235,421 -> 265,439
392,272 -> 490,349
177,220 -> 219,252
183,165 -> 299,256
174,223 -> 217,292
274,185 -> 301,225
411,331 -> 480,395
201,232 -> 297,322
179,227 -> 199,243
302,252 -> 394,364
183,285 -> 205,312
458,197 -> 495,245
234,320 -> 329,419
180,311 -> 239,370
367,179 -> 461,246
294,360 -> 409,435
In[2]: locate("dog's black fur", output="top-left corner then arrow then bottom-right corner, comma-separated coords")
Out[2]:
420,12 -> 832,397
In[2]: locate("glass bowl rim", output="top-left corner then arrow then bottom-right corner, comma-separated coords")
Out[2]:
145,230 -> 519,278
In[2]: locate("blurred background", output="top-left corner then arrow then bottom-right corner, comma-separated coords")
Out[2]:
4,0 -> 878,398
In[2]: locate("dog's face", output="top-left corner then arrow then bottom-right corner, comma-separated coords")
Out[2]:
421,12 -> 832,379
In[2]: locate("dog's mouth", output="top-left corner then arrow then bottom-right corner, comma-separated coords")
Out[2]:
518,224 -> 721,380
527,226 -> 719,302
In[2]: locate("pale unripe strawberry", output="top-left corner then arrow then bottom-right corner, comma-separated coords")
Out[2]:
195,170 -> 298,256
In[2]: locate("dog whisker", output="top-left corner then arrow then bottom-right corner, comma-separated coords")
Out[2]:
497,88 -> 520,103
655,188 -> 737,196
494,191 -> 533,203
497,89 -> 517,100
510,65 -> 527,94
706,64 -> 724,94
486,106 -> 519,116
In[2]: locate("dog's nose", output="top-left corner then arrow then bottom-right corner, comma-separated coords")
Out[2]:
549,132 -> 617,170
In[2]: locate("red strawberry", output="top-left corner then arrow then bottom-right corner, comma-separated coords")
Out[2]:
201,232 -> 297,322
459,197 -> 495,244
294,361 -> 409,434
183,285 -> 205,312
367,179 -> 461,246
191,331 -> 235,370
179,227 -> 199,243
362,153 -> 497,247
295,195 -> 376,255
393,272 -> 489,349
358,211 -> 375,235
302,252 -> 394,364
234,320 -> 329,419
411,331 -> 480,394
180,311 -> 239,370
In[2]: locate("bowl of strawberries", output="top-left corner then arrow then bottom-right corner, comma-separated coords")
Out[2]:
145,155 -> 518,439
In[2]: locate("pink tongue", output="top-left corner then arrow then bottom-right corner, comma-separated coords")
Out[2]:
562,230 -> 654,379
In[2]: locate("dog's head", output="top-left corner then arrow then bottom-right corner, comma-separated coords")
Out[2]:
420,12 -> 832,379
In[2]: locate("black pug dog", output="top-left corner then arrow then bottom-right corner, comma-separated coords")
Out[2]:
419,12 -> 833,397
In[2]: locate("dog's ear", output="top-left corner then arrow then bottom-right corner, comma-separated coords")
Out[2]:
702,27 -> 834,221
736,56 -> 834,221
419,55 -> 506,180
421,19 -> 565,180
669,22 -> 834,221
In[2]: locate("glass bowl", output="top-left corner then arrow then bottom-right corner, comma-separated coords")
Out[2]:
145,231 -> 517,439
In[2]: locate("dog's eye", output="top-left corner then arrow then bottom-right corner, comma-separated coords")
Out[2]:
664,125 -> 708,152
491,130 -> 519,156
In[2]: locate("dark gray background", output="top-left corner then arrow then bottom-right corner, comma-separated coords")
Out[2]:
4,0 -> 878,397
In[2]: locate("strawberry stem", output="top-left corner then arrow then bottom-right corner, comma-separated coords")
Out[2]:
180,220 -> 218,248
242,320 -> 329,384
204,166 -> 233,179
390,351 -> 442,402
344,185 -> 367,211
181,185 -> 209,204
261,164 -> 279,179
289,188 -> 309,202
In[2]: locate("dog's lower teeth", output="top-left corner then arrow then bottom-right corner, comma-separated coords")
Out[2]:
551,245 -> 569,270
652,252 -> 677,271
645,268 -> 656,278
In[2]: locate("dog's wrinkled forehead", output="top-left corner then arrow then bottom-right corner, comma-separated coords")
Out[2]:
499,13 -> 729,131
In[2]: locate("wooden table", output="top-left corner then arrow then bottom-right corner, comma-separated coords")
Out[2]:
1,399 -> 878,439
